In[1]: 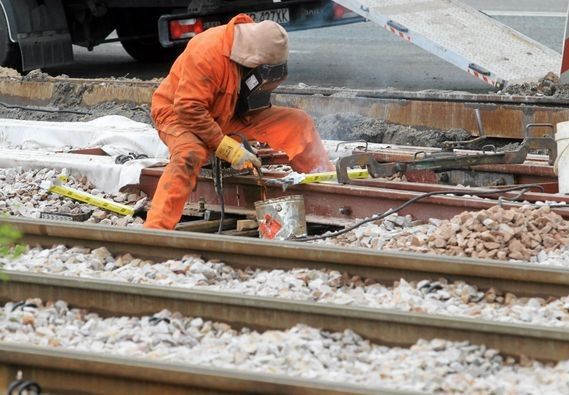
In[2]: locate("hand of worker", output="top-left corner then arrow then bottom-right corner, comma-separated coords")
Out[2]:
215,136 -> 262,170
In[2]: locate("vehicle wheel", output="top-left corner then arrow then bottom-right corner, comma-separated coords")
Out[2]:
0,9 -> 21,70
116,12 -> 183,62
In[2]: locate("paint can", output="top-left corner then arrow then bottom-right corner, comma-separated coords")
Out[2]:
254,195 -> 307,240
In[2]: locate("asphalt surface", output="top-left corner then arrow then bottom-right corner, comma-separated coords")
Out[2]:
46,0 -> 568,91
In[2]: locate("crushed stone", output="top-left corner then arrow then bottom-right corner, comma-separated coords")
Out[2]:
2,299 -> 568,394
384,205 -> 568,261
0,167 -> 145,226
2,245 -> 569,328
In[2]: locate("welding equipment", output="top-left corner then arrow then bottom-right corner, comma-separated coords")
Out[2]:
236,63 -> 288,116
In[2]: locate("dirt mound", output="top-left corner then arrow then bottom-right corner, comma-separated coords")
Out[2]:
502,72 -> 569,98
316,113 -> 472,148
0,75 -> 152,124
0,100 -> 152,124
0,68 -> 155,124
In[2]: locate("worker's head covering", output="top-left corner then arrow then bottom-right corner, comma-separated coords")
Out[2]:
230,21 -> 288,68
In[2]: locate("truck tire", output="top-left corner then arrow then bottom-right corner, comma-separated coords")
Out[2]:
116,12 -> 183,62
0,9 -> 21,70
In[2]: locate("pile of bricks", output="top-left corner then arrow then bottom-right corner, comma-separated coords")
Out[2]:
385,205 -> 569,261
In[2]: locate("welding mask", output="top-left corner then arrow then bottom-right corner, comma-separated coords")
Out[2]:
236,63 -> 288,117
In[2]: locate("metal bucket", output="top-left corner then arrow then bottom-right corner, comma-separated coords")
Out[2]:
254,195 -> 307,240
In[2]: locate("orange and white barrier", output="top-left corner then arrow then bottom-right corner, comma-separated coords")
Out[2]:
561,4 -> 569,83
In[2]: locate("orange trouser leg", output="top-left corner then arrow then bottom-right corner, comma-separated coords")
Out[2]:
144,131 -> 209,230
224,106 -> 333,173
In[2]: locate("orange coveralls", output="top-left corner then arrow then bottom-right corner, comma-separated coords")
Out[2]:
145,14 -> 331,230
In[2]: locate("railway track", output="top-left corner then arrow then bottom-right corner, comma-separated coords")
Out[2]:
1,77 -> 569,393
3,75 -> 569,225
3,269 -> 568,362
7,217 -> 569,298
0,76 -> 568,139
167,172 -> 569,225
0,342 -> 400,395
0,217 -> 568,392
2,226 -> 569,387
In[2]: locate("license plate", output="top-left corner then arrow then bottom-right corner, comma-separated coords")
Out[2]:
247,8 -> 290,24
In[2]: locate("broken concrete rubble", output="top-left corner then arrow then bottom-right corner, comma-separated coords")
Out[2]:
502,72 -> 569,98
315,205 -> 569,263
385,205 -> 569,261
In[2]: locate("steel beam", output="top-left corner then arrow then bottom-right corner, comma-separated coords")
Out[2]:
139,169 -> 569,224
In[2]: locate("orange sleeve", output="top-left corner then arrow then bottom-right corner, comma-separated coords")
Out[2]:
173,55 -> 225,150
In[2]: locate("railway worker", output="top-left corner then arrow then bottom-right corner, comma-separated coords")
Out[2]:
144,14 -> 332,230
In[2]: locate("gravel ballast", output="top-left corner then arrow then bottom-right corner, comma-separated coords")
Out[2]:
2,245 -> 568,328
1,299 -> 568,394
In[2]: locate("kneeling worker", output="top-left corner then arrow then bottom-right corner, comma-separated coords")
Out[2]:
145,14 -> 332,230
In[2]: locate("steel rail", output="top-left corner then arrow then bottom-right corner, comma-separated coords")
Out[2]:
141,161 -> 566,226
0,77 -> 567,138
1,270 -> 567,362
7,76 -> 569,106
2,217 -> 569,393
5,217 -> 569,297
0,343 -> 413,395
275,85 -> 569,106
156,172 -> 569,223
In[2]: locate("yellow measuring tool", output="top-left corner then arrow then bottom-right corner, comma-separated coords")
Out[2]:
266,168 -> 369,190
299,169 -> 369,184
40,175 -> 136,216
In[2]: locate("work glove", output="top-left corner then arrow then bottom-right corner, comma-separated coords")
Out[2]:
215,136 -> 261,170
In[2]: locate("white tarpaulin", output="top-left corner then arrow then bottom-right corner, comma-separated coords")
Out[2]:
0,116 -> 170,193
0,115 -> 169,158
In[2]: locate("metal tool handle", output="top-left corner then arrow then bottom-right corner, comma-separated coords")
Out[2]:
413,151 -> 427,160
228,132 -> 256,153
474,108 -> 485,137
335,140 -> 369,152
335,154 -> 376,184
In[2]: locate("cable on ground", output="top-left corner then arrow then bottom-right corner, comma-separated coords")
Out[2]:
212,156 -> 225,234
294,183 -> 546,242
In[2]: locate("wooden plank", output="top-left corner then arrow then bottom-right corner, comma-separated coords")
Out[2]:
222,229 -> 260,237
175,219 -> 237,233
236,219 -> 258,231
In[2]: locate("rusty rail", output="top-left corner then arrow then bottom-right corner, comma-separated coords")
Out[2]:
138,169 -> 569,224
1,270 -> 568,363
0,344 -> 401,395
0,76 -> 567,138
2,218 -> 569,392
5,217 -> 569,297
